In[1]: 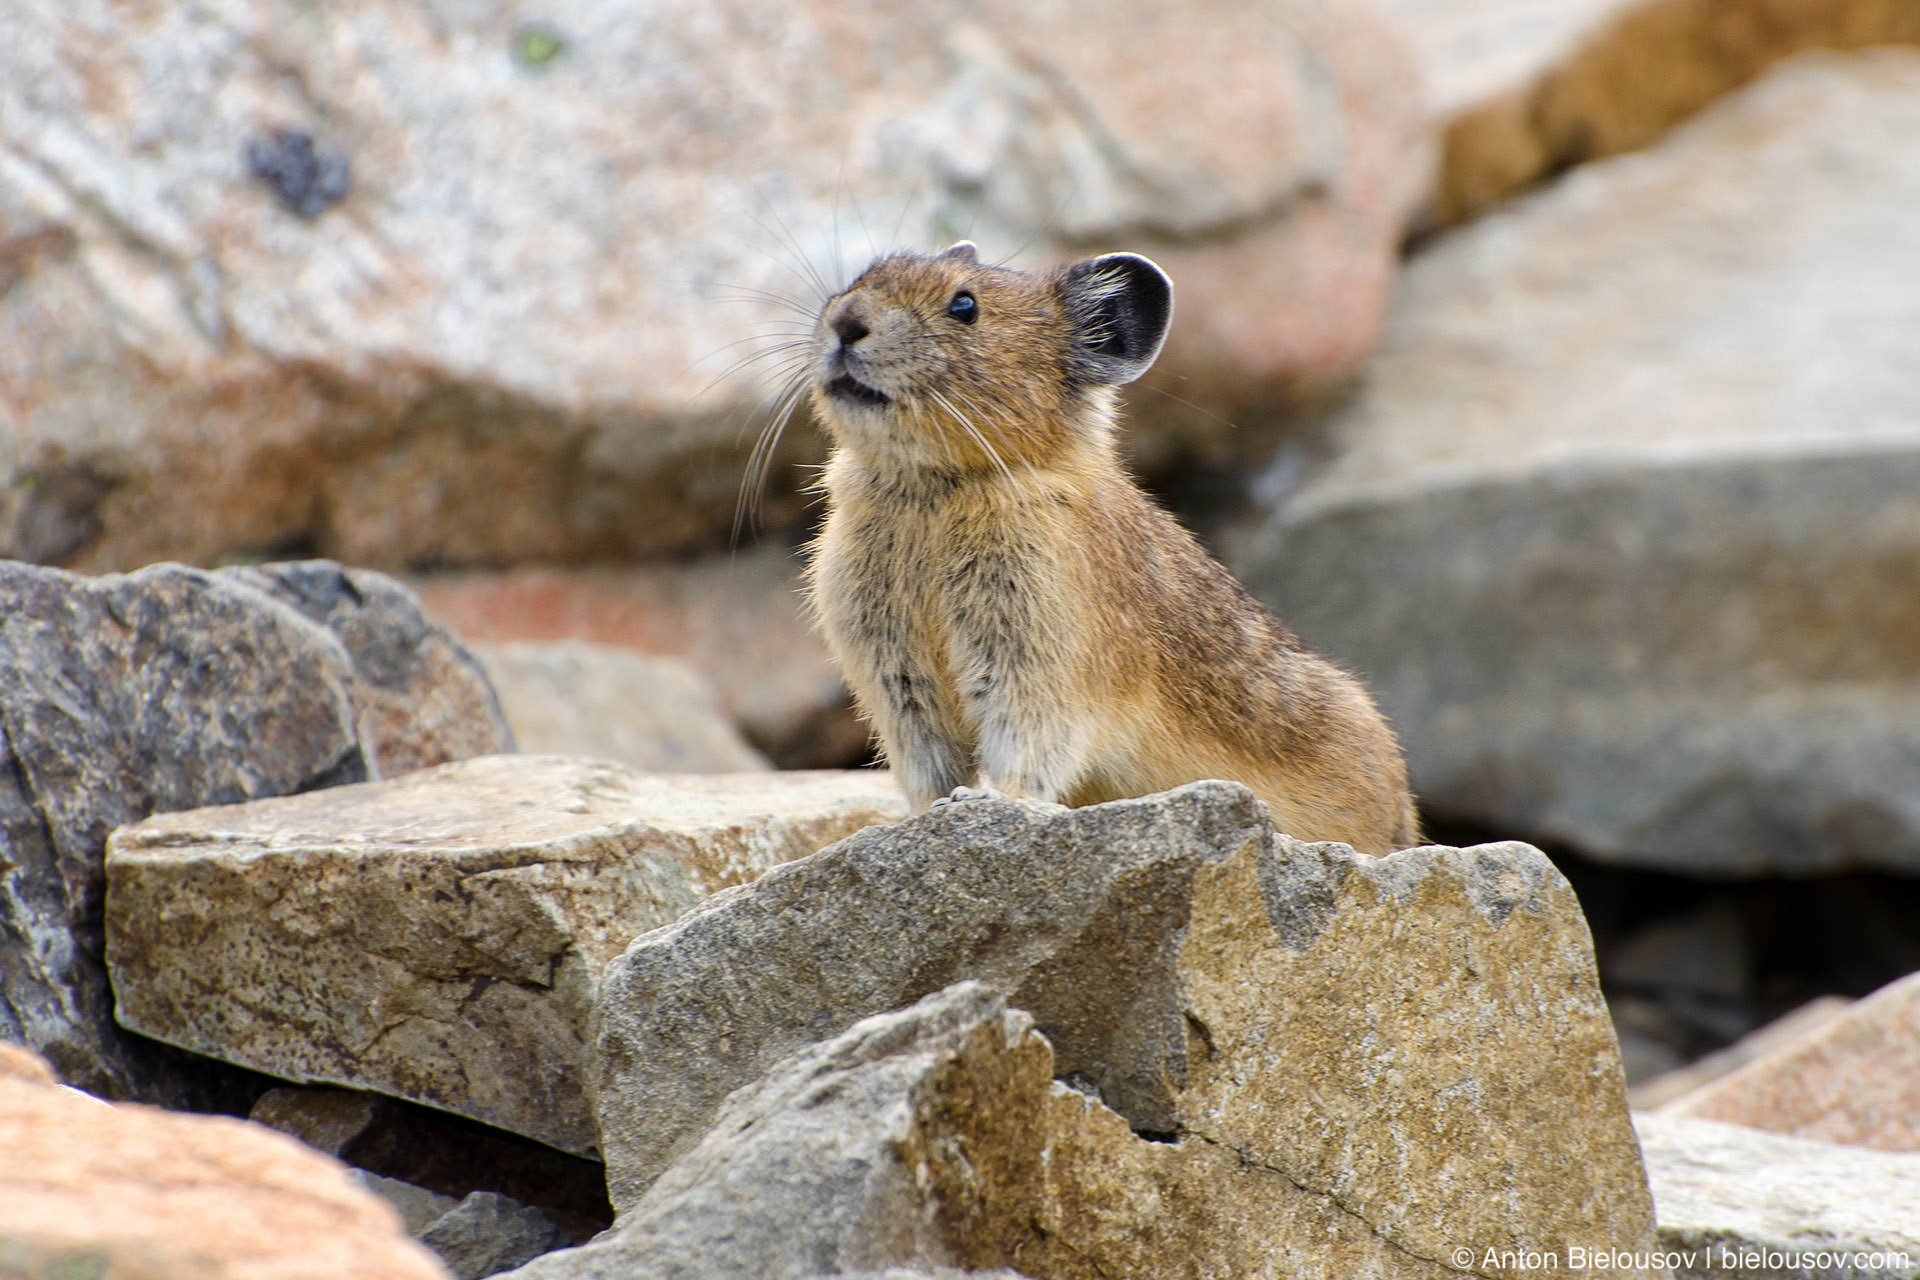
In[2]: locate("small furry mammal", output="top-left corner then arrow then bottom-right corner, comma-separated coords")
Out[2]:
802,241 -> 1418,854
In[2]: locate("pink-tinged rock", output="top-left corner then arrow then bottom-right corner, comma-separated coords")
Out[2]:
2,0 -> 1427,573
0,1048 -> 451,1279
1662,970 -> 1920,1151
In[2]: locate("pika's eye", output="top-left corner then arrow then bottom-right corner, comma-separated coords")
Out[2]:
946,290 -> 977,324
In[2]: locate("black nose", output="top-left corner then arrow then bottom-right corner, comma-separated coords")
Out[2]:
832,312 -> 870,348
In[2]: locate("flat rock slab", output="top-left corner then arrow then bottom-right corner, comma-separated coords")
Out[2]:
1226,52 -> 1920,875
1636,1112 -> 1920,1279
591,783 -> 1657,1276
106,755 -> 903,1155
0,1045 -> 452,1279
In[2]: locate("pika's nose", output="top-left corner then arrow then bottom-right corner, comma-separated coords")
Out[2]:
828,299 -> 871,349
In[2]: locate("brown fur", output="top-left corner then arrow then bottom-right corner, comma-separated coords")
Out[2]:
802,244 -> 1419,854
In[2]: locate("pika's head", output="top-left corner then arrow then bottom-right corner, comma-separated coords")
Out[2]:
810,242 -> 1173,473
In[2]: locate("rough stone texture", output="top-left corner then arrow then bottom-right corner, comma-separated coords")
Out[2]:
2,0 -> 1426,575
412,545 -> 867,769
1402,0 -> 1920,222
1225,52 -> 1920,875
531,980 -> 1648,1280
0,1046 -> 453,1280
419,1192 -> 569,1280
352,1170 -> 462,1235
107,754 -> 904,1155
590,783 -> 1656,1276
1660,971 -> 1920,1151
1636,1113 -> 1920,1279
476,641 -> 771,774
0,558 -> 508,1103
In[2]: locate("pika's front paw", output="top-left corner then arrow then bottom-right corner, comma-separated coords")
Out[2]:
930,785 -> 1004,808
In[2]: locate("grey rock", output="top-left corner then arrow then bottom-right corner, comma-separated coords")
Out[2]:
419,1192 -> 569,1280
589,784 -> 1659,1277
1636,1112 -> 1920,1278
0,559 -> 507,1101
593,780 -> 1269,1202
106,755 -> 904,1154
1225,52 -> 1920,875
351,1169 -> 461,1235
475,642 -> 769,774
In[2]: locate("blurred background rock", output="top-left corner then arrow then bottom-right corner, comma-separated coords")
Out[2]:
4,0 -> 1918,1104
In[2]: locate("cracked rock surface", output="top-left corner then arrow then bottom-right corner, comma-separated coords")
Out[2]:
587,783 -> 1657,1278
105,755 -> 903,1154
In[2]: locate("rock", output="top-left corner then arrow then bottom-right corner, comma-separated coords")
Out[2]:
529,978 -> 1649,1280
350,1172 -> 570,1279
0,1047 -> 452,1279
589,783 -> 1657,1274
1629,995 -> 1852,1111
1635,1112 -> 1920,1279
475,642 -> 770,774
1660,971 -> 1920,1150
107,754 -> 905,1154
419,1192 -> 569,1280
352,1170 -> 462,1235
2,0 -> 1425,575
250,1086 -> 614,1246
0,558 -> 508,1103
1224,51 -> 1920,875
1394,0 -> 1920,222
412,546 -> 867,769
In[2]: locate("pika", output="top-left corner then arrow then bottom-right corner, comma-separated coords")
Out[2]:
802,242 -> 1419,854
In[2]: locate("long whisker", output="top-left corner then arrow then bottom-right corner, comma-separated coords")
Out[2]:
733,372 -> 813,547
930,388 -> 1013,484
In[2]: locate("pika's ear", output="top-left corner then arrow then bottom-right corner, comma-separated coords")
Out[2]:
940,240 -> 979,264
1057,252 -> 1173,385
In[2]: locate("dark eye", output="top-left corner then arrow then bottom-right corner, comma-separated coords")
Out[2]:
946,290 -> 977,324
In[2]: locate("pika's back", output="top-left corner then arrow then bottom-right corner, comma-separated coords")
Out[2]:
809,242 -> 1172,474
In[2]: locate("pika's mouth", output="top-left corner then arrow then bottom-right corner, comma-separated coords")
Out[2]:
825,372 -> 892,408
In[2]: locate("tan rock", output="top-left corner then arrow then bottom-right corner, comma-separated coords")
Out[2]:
1661,972 -> 1920,1151
412,545 -> 867,769
590,784 -> 1657,1275
1225,51 -> 1920,875
1405,0 -> 1920,222
105,754 -> 904,1155
520,980 -> 1652,1280
0,1062 -> 450,1279
475,641 -> 771,774
2,0 -> 1425,573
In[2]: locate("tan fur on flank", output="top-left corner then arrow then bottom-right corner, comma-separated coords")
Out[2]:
802,243 -> 1418,854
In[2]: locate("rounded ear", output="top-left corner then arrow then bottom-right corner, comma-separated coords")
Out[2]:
1056,253 -> 1173,385
940,240 -> 980,264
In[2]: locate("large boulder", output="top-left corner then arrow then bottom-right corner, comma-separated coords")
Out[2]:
105,755 -> 905,1154
2,0 -> 1426,574
0,1043 -> 453,1279
588,783 -> 1657,1274
0,558 -> 509,1102
1224,51 -> 1920,875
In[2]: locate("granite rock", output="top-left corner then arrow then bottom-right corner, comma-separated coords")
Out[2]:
589,783 -> 1657,1276
1226,52 -> 1920,874
106,755 -> 904,1154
